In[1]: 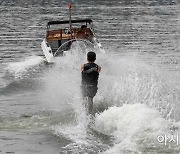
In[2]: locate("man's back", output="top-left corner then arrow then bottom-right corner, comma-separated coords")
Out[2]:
82,63 -> 99,86
81,52 -> 101,113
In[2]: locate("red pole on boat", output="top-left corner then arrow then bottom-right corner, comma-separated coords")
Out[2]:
68,3 -> 73,40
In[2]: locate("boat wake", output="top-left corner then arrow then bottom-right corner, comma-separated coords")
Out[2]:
5,56 -> 44,79
2,45 -> 179,153
0,56 -> 46,95
94,103 -> 175,153
39,45 -> 180,153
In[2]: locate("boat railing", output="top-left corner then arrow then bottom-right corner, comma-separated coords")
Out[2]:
46,28 -> 93,41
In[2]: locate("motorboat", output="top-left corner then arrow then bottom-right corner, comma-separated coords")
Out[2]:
41,18 -> 104,63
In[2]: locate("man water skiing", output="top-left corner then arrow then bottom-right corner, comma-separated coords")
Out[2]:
81,51 -> 101,114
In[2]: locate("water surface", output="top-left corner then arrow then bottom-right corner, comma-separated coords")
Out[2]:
0,0 -> 180,153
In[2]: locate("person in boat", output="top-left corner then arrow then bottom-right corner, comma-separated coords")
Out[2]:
81,51 -> 101,114
85,27 -> 94,42
76,25 -> 93,41
76,25 -> 87,40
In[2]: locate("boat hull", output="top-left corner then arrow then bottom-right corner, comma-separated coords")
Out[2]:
41,39 -> 55,63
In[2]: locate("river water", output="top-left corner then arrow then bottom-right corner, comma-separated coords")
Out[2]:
0,0 -> 180,153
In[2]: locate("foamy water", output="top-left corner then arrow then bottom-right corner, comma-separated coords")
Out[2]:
6,56 -> 44,78
3,46 -> 179,153
37,46 -> 180,153
1,37 -> 180,154
94,103 -> 172,153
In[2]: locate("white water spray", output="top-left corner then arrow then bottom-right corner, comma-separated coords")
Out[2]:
6,56 -> 44,78
41,44 -> 180,153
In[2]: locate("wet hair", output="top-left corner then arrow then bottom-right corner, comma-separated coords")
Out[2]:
81,25 -> 87,29
87,51 -> 96,62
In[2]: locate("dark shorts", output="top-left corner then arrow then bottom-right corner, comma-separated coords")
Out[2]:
81,85 -> 98,98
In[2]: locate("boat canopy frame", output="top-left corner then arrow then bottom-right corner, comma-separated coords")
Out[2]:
47,19 -> 93,29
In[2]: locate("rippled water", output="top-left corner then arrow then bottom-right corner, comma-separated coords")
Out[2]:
0,0 -> 180,153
